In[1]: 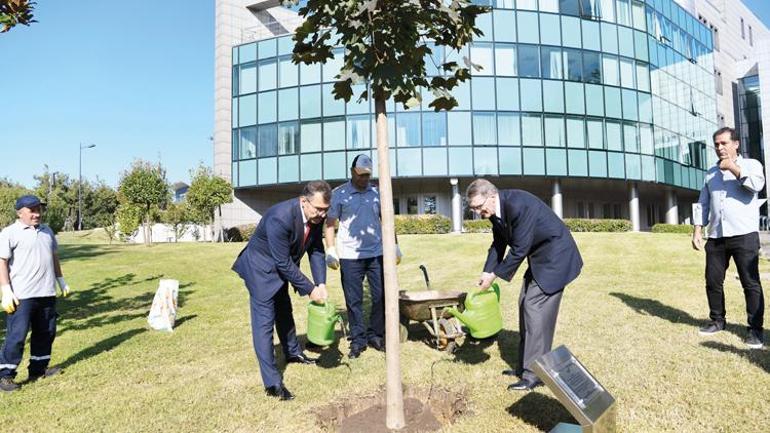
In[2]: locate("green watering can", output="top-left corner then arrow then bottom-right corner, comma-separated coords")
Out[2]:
307,301 -> 344,346
445,283 -> 502,339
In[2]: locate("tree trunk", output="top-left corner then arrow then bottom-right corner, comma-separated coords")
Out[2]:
144,206 -> 151,246
375,98 -> 405,430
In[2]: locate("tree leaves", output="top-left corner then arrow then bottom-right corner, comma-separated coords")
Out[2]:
0,0 -> 36,33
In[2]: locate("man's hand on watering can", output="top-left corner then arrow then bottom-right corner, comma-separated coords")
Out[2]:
478,272 -> 497,291
310,284 -> 328,303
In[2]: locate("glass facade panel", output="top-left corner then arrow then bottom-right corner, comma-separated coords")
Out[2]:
585,84 -> 604,116
602,55 -> 619,86
279,57 -> 298,88
540,14 -> 562,46
565,82 -> 585,114
471,43 -> 495,75
258,124 -> 278,157
583,52 -> 601,84
300,154 -> 322,181
636,64 -> 650,92
472,77 -> 496,110
448,147 -> 473,175
259,60 -> 277,91
587,118 -> 604,149
474,147 -> 499,175
618,26 -> 634,58
300,62 -> 321,85
605,120 -> 622,150
397,112 -> 421,147
604,86 -> 622,118
323,118 -> 345,151
623,123 -> 639,152
640,123 -> 653,154
543,80 -> 565,113
258,92 -> 277,124
622,89 -> 638,120
566,117 -> 585,148
546,148 -> 567,175
278,122 -> 299,155
562,16 -> 582,49
397,149 -> 422,176
582,21 -> 601,51
521,114 -> 543,146
473,112 -> 497,145
423,112 -> 447,147
258,39 -> 276,58
619,58 -> 635,88
496,77 -> 519,111
323,151 -> 347,180
607,152 -> 625,178
300,85 -> 322,118
519,79 -> 543,112
544,116 -> 566,147
541,47 -> 563,79
601,23 -> 619,54
347,115 -> 370,149
278,88 -> 298,121
278,155 -> 299,183
239,94 -> 257,126
518,45 -> 540,78
322,49 -> 344,82
239,44 -> 256,63
638,92 -> 652,123
240,126 -> 257,159
589,150 -> 607,177
600,0 -> 615,22
300,120 -> 322,153
568,149 -> 588,176
423,147 -> 448,176
563,49 -> 582,81
448,112 -> 472,146
240,63 -> 257,94
323,83 -> 345,116
494,10 -> 517,42
523,148 -> 546,175
498,113 -> 521,146
495,44 -> 517,76
518,12 -> 540,44
499,147 -> 522,174
239,159 -> 256,186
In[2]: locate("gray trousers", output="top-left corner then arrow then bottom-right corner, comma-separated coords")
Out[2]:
518,271 -> 563,382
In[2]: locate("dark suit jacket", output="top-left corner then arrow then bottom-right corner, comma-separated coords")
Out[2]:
484,189 -> 582,294
232,198 -> 326,301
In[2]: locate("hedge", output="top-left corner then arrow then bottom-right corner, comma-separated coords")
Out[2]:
463,219 -> 492,233
651,223 -> 693,234
394,214 -> 451,234
563,218 -> 632,232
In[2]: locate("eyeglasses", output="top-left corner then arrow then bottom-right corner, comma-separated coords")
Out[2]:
468,195 -> 491,212
303,198 -> 330,214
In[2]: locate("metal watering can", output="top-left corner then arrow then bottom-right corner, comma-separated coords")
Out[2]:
445,283 -> 502,339
306,301 -> 344,346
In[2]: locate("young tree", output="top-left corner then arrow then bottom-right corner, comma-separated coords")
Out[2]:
0,0 -> 35,33
289,0 -> 488,428
186,165 -> 233,242
118,160 -> 169,246
162,202 -> 191,242
116,204 -> 142,240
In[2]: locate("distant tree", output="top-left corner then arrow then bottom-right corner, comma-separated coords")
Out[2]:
186,164 -> 233,242
162,202 -> 191,242
85,180 -> 119,229
0,178 -> 32,227
288,0 -> 489,427
118,160 -> 169,246
115,204 -> 142,240
0,0 -> 36,33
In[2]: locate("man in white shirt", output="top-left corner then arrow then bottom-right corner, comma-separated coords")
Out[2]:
0,195 -> 71,392
693,127 -> 765,349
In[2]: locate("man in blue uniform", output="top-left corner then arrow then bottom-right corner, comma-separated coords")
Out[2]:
232,181 -> 330,401
0,195 -> 71,392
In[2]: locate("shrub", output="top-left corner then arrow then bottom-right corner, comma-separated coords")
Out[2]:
564,218 -> 632,232
395,215 -> 451,234
227,224 -> 256,242
463,219 -> 492,233
651,223 -> 693,234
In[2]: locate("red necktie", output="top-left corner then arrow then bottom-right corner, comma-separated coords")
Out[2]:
303,222 -> 311,245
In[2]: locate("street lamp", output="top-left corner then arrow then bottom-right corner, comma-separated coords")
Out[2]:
78,143 -> 96,231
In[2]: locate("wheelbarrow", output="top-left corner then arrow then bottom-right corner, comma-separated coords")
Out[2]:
398,265 -> 466,352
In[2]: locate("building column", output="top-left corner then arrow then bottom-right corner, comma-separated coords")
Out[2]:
629,183 -> 640,232
450,178 -> 462,233
665,189 -> 679,225
551,179 -> 563,219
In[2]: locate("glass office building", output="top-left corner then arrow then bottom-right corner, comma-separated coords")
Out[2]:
226,0 -> 717,228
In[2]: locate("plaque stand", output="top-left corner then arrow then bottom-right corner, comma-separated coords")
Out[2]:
530,345 -> 617,433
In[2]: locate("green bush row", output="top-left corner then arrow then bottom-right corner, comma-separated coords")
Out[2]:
394,214 -> 452,234
563,218 -> 632,232
651,223 -> 693,234
463,219 -> 492,233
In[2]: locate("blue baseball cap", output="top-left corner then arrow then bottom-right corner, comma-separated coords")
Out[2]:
15,195 -> 43,210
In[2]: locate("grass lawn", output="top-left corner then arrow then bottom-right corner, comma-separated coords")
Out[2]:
1,232 -> 769,432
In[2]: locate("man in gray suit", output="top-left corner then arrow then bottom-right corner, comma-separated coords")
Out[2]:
467,179 -> 583,391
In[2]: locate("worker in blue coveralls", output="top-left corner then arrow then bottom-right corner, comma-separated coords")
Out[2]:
324,154 -> 402,359
0,195 -> 70,392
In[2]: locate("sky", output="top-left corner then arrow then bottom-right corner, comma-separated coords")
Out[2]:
1,0 -> 769,189
1,1 -> 214,188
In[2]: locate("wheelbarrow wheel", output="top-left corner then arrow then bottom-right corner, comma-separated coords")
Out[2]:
399,318 -> 409,342
445,341 -> 457,354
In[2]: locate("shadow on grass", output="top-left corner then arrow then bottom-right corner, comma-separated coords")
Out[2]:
57,327 -> 147,370
507,391 -> 577,431
57,244 -> 118,261
609,292 -> 746,338
701,340 -> 770,374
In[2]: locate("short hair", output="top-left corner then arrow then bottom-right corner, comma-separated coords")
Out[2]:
302,180 -> 332,203
713,127 -> 739,142
466,178 -> 498,200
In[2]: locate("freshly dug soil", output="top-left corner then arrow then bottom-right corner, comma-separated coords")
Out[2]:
338,398 -> 441,433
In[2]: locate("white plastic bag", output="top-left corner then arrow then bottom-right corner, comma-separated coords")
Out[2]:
147,279 -> 179,332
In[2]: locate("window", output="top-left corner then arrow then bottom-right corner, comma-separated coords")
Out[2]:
518,45 -> 540,78
258,91 -> 277,124
498,113 -> 521,146
600,0 -> 615,22
258,124 -> 278,157
347,115 -> 370,149
278,56 -> 298,88
543,80 -> 565,113
583,52 -> 602,84
496,77 -> 519,110
518,12 -> 540,44
396,113 -> 421,147
540,0 -> 559,13
494,10 -> 517,42
521,114 -> 544,146
240,127 -> 257,159
566,117 -> 585,148
300,85 -> 322,118
749,26 -> 753,46
544,116 -> 566,147
587,119 -> 604,149
541,47 -> 563,80
258,60 -> 277,91
473,113 -> 497,145
423,196 -> 437,215
559,0 -> 580,16
619,58 -> 635,88
741,17 -> 745,40
323,117 -> 345,151
278,122 -> 299,155
300,120 -> 322,153
495,44 -> 517,76
616,0 -> 630,27
278,88 -> 298,121
520,79 -> 543,111
407,197 -> 418,214
561,16 -> 582,49
448,112 -> 472,146
605,120 -> 622,150
323,83 -> 345,116
471,43 -> 494,75
602,55 -> 619,86
540,13 -> 562,46
563,49 -> 582,81
239,63 -> 257,94
423,112 -> 447,146
472,77 -> 496,110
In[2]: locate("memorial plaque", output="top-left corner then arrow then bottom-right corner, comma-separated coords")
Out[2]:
531,345 -> 616,433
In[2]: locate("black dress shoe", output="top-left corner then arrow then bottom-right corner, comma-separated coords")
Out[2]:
28,366 -> 63,382
349,345 -> 367,359
501,369 -> 520,377
368,338 -> 386,352
286,353 -> 318,365
265,385 -> 294,401
507,379 -> 542,391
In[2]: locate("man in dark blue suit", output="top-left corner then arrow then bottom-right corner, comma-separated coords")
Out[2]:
467,179 -> 583,391
232,180 -> 331,401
